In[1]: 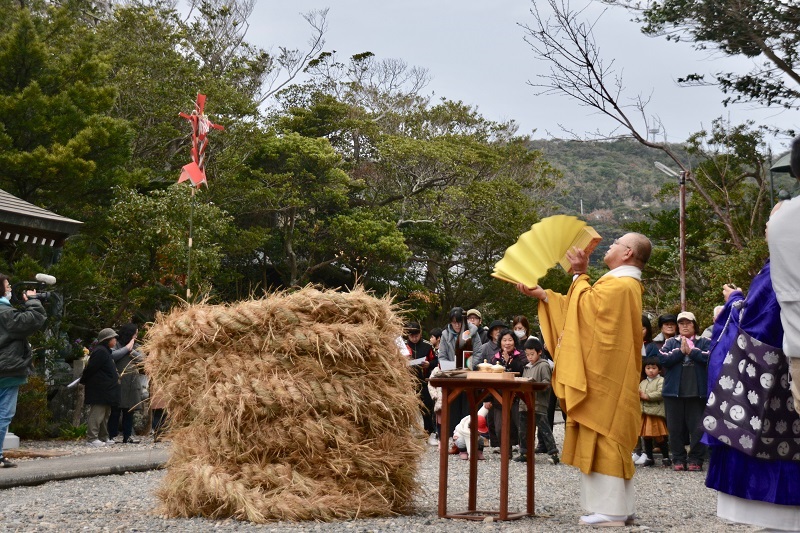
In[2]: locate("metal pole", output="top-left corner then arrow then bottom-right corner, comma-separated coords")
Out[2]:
768,147 -> 775,207
679,171 -> 687,311
187,187 -> 195,299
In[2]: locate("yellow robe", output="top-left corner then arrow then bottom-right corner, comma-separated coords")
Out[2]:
538,273 -> 643,480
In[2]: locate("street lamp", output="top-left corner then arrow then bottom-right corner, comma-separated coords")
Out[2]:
655,162 -> 686,311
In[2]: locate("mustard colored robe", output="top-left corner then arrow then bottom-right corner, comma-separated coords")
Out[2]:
538,273 -> 643,479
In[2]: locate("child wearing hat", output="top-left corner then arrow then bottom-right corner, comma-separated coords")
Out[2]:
453,404 -> 489,460
638,357 -> 670,467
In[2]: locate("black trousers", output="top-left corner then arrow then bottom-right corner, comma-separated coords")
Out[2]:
663,396 -> 707,465
493,399 -> 519,452
547,389 -> 557,429
419,384 -> 436,434
107,407 -> 134,441
643,434 -> 670,461
447,392 -> 470,440
517,409 -> 558,456
152,408 -> 167,436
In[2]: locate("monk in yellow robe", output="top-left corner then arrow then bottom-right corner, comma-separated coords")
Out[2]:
517,232 -> 651,528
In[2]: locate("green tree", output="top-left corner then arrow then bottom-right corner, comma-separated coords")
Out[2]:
606,0 -> 800,112
359,101 -> 559,322
277,73 -> 560,322
628,120 -> 773,322
52,185 -> 232,334
0,7 -> 133,223
212,130 -> 378,288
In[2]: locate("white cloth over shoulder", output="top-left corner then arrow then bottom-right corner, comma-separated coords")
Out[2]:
769,196 -> 800,359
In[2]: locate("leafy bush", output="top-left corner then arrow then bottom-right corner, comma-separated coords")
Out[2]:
58,423 -> 87,440
10,376 -> 51,439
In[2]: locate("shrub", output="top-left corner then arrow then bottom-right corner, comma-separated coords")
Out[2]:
58,423 -> 87,440
10,375 -> 51,439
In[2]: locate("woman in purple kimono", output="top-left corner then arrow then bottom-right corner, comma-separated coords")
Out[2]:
704,261 -> 800,530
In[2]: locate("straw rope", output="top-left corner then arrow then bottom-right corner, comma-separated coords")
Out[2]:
144,286 -> 423,522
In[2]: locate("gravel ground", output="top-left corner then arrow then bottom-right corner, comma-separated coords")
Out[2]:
1,425 -> 757,532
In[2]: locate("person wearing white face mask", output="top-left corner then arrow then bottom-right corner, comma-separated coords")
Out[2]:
0,274 -> 46,468
511,315 -> 531,349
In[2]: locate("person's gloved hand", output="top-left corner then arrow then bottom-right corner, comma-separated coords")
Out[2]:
790,358 -> 800,414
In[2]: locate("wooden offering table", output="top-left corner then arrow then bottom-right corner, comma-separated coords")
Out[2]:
429,373 -> 548,521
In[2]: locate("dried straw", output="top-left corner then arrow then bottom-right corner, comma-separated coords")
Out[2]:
143,286 -> 423,522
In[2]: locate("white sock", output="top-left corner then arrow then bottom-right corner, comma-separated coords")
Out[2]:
580,513 -> 627,524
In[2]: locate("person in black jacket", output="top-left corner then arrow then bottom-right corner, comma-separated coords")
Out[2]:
405,322 -> 438,445
0,275 -> 46,468
81,328 -> 121,447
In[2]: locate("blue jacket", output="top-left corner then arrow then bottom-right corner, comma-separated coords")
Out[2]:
658,335 -> 711,397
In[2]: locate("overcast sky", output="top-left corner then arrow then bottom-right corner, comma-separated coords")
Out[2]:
248,0 -> 797,154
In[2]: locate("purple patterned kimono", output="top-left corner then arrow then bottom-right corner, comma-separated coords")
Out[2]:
704,261 -> 800,505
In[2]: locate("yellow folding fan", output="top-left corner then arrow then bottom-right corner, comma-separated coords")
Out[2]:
492,215 -> 602,287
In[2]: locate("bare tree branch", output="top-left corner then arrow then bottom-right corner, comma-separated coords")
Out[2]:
259,9 -> 329,103
520,0 -> 747,248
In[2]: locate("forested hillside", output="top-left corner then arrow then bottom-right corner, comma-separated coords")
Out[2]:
531,138 -> 796,221
530,138 -> 682,219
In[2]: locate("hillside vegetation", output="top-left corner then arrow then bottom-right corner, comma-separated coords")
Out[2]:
530,138 -> 682,219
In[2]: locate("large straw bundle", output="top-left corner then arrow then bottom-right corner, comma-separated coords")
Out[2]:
143,286 -> 424,522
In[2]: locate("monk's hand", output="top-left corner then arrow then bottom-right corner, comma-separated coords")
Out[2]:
566,246 -> 588,275
722,283 -> 741,303
516,283 -> 546,300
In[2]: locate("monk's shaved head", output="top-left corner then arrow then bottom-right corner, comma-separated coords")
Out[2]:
625,232 -> 652,267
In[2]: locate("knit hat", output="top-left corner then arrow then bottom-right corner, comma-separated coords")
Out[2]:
658,314 -> 678,327
486,320 -> 507,334
96,328 -> 118,343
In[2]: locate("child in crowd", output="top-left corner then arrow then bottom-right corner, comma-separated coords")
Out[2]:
453,405 -> 488,460
427,365 -> 445,450
477,403 -> 491,445
429,327 -> 442,355
639,357 -> 670,467
517,337 -> 559,465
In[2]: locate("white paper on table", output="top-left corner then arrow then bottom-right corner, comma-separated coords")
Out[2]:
67,377 -> 81,389
439,360 -> 456,371
407,357 -> 426,366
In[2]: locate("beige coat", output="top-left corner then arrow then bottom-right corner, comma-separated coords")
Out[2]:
639,375 -> 665,418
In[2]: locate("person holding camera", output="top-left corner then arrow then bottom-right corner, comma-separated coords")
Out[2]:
0,274 -> 47,468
